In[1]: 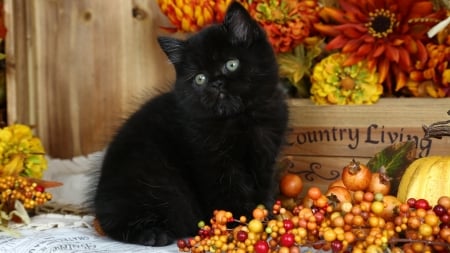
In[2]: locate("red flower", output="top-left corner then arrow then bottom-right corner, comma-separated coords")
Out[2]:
314,0 -> 446,94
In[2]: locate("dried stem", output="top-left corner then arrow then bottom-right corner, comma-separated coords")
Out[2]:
423,110 -> 450,139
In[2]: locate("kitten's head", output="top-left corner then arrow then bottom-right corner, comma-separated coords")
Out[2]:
158,2 -> 279,117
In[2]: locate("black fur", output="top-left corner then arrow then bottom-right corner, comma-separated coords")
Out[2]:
91,2 -> 288,246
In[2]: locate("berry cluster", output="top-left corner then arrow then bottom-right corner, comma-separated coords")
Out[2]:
0,176 -> 52,212
177,190 -> 450,253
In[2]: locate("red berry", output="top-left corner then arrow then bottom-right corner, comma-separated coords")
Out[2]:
279,233 -> 295,247
254,240 -> 270,253
236,230 -> 248,242
414,199 -> 430,210
314,211 -> 325,224
407,198 -> 416,208
311,206 -> 320,214
331,239 -> 343,252
198,228 -> 211,238
439,222 -> 449,229
176,239 -> 187,249
35,185 -> 45,193
440,213 -> 450,224
433,204 -> 447,216
283,219 -> 295,231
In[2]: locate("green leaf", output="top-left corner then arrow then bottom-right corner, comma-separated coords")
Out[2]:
367,141 -> 417,195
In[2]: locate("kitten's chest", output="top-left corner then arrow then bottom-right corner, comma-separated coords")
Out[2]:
190,115 -> 271,155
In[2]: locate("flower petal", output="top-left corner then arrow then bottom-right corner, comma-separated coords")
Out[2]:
395,70 -> 408,91
318,7 -> 347,24
416,40 -> 428,66
335,24 -> 368,39
342,39 -> 363,53
386,45 -> 400,63
372,44 -> 386,58
407,1 -> 434,19
314,23 -> 340,36
343,53 -> 364,66
377,57 -> 390,84
355,43 -> 373,57
325,35 -> 349,50
398,47 -> 412,71
337,0 -> 366,22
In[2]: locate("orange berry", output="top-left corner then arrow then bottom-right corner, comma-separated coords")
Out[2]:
314,195 -> 329,208
363,191 -> 374,202
307,186 -> 322,200
252,207 -> 266,220
424,213 -> 439,227
279,173 -> 303,198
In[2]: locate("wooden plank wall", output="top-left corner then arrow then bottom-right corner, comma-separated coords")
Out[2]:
4,0 -> 175,158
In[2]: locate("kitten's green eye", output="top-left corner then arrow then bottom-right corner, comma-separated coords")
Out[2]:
225,59 -> 240,72
194,74 -> 207,86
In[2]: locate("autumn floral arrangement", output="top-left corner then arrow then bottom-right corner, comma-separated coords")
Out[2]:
157,0 -> 450,105
0,124 -> 57,235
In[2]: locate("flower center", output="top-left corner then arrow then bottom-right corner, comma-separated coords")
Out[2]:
340,77 -> 355,91
366,9 -> 396,38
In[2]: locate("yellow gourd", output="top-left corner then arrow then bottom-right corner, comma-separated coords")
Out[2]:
397,156 -> 450,205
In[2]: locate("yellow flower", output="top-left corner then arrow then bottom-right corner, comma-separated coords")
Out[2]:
310,53 -> 383,105
0,124 -> 47,179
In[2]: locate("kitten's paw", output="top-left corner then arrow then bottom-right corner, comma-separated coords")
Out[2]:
136,228 -> 174,246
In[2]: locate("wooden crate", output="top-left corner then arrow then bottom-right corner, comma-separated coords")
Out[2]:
282,98 -> 450,195
4,0 -> 175,158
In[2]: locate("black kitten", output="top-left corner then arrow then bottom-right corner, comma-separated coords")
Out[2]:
92,2 -> 288,246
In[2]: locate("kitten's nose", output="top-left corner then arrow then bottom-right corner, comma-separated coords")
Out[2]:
211,79 -> 224,89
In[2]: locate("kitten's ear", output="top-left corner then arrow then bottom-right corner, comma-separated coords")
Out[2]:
158,37 -> 185,64
223,2 -> 261,45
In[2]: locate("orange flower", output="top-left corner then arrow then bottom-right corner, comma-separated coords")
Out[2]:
158,0 -> 248,33
245,0 -> 320,53
407,38 -> 450,97
314,0 -> 446,95
158,0 -> 216,33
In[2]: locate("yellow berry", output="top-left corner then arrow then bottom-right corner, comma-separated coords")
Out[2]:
248,219 -> 263,233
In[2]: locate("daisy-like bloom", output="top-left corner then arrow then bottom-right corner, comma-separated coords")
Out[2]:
314,0 -> 446,95
245,0 -> 320,53
310,53 -> 383,105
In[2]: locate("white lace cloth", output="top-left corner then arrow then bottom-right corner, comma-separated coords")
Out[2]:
8,213 -> 95,231
1,213 -> 180,253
